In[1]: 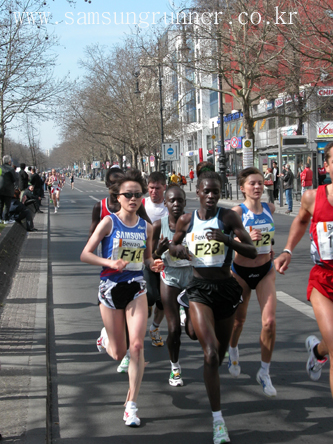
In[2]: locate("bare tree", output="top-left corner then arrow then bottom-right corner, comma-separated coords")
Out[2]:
0,0 -> 69,161
58,39 -> 182,170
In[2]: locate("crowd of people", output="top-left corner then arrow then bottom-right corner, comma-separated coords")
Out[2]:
79,148 -> 332,444
0,156 -> 66,230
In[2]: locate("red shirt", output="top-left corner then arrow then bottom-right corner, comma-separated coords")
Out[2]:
100,197 -> 112,220
300,168 -> 313,187
189,170 -> 194,179
309,185 -> 333,271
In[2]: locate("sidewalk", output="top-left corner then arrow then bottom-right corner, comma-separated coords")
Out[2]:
0,210 -> 48,443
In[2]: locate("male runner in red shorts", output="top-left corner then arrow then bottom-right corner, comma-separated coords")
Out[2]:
275,142 -> 333,397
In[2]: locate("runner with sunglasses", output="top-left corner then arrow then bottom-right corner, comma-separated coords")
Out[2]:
89,167 -> 151,374
81,169 -> 164,427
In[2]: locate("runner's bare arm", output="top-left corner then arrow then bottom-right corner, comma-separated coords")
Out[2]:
274,190 -> 315,274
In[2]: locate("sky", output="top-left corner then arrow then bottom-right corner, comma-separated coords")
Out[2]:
9,0 -> 186,152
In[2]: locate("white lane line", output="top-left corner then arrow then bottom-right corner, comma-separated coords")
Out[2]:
89,195 -> 100,202
74,187 -> 83,192
277,291 -> 316,320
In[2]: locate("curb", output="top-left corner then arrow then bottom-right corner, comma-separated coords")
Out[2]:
26,207 -> 48,444
0,222 -> 27,306
0,206 -> 48,443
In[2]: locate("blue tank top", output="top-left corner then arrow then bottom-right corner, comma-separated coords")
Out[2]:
100,213 -> 147,282
185,208 -> 233,268
239,202 -> 274,255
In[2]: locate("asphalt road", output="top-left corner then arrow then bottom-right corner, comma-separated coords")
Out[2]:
46,178 -> 333,444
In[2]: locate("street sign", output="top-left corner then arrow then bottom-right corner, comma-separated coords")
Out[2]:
185,150 -> 199,157
150,155 -> 155,162
242,139 -> 253,168
92,161 -> 100,169
162,142 -> 180,161
230,137 -> 238,148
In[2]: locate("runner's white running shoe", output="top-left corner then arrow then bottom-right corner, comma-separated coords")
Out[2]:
213,420 -> 230,444
169,368 -> 184,387
305,335 -> 328,381
228,356 -> 241,378
150,327 -> 164,347
123,407 -> 140,427
117,355 -> 130,373
54,207 -> 57,213
256,370 -> 277,397
57,202 -> 60,208
96,327 -> 107,353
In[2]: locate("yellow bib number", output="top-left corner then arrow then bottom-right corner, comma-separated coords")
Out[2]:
193,240 -> 224,258
254,231 -> 274,248
119,248 -> 144,263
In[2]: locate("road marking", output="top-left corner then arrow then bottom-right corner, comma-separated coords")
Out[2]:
74,187 -> 83,192
89,196 -> 99,202
277,291 -> 316,320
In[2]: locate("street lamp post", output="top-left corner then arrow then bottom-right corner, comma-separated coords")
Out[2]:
135,65 -> 166,177
217,56 -> 228,197
216,0 -> 228,197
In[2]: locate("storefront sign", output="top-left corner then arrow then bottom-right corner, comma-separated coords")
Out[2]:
224,111 -> 243,122
275,98 -> 284,108
317,121 -> 333,138
317,88 -> 333,97
266,100 -> 274,111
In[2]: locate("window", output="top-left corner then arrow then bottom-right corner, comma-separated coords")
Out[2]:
268,118 -> 276,130
210,74 -> 218,118
278,115 -> 285,127
198,108 -> 201,123
186,88 -> 196,123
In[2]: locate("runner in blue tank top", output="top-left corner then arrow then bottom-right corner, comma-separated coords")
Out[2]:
80,169 -> 163,428
229,167 -> 277,398
169,166 -> 257,444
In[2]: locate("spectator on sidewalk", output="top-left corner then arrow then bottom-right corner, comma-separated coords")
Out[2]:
0,155 -> 17,224
170,171 -> 179,184
8,189 -> 37,231
264,168 -> 274,204
22,184 -> 43,213
272,161 -> 279,200
27,166 -> 32,182
189,168 -> 195,183
282,164 -> 294,214
30,167 -> 43,201
300,163 -> 313,195
18,163 -> 29,198
318,165 -> 326,186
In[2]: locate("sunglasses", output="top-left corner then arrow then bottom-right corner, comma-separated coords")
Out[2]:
118,192 -> 144,199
